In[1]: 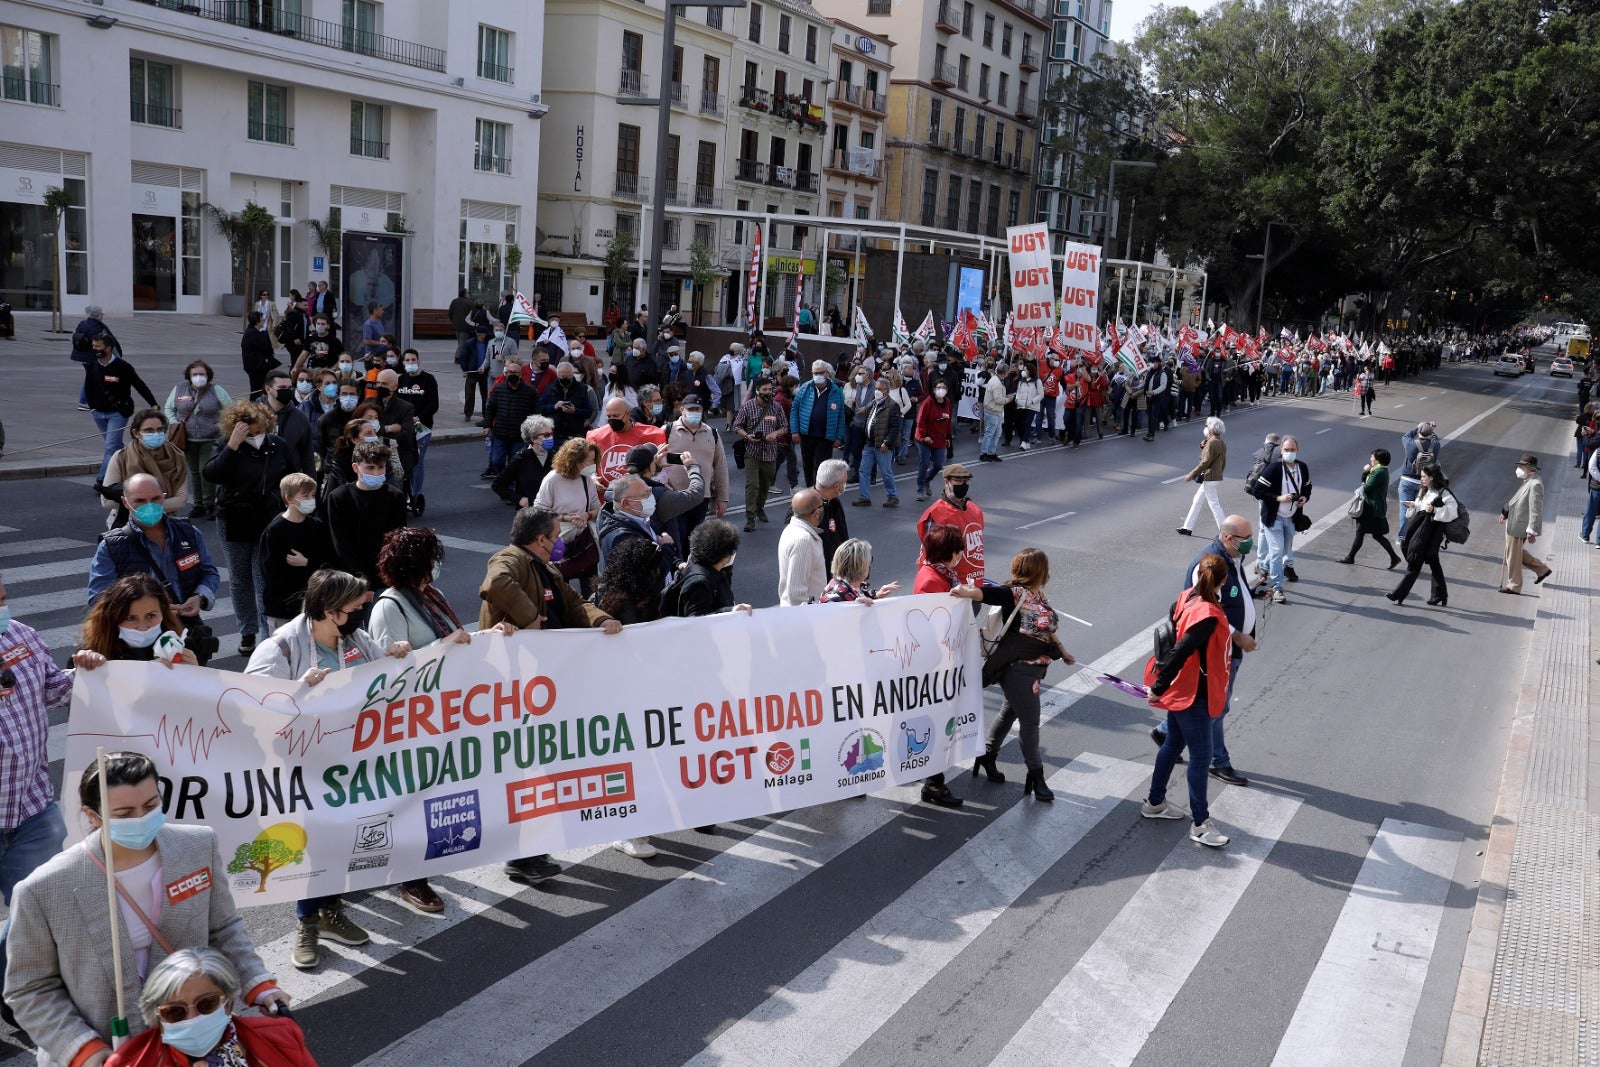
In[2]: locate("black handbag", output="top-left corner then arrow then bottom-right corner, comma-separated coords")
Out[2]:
1292,508 -> 1312,533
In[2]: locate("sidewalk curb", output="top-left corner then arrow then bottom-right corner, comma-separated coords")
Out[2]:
0,426 -> 487,482
1442,474 -> 1592,1066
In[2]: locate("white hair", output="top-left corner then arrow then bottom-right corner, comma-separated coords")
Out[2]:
1205,416 -> 1225,436
816,459 -> 849,489
811,360 -> 833,374
520,414 -> 555,443
139,948 -> 239,1025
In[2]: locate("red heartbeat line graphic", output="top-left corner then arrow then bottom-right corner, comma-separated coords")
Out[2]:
70,712 -> 232,765
274,713 -> 354,758
868,608 -> 962,670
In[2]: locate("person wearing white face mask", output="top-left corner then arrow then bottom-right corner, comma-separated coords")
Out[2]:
258,473 -> 335,631
662,394 -> 729,535
164,361 -> 232,520
1499,453 -> 1553,594
1247,434 -> 1313,604
202,401 -> 292,656
72,574 -> 203,670
5,752 -> 289,1067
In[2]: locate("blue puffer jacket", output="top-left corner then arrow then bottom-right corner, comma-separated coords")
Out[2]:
789,379 -> 846,440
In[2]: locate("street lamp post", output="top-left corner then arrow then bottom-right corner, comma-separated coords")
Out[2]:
1100,159 -> 1155,327
1252,220 -> 1294,334
623,0 -> 748,340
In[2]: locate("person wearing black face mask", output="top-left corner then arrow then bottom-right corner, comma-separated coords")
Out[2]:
244,568 -> 411,968
372,368 -> 418,495
262,368 -> 315,477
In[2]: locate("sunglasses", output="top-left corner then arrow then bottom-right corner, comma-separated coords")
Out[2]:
155,992 -> 227,1024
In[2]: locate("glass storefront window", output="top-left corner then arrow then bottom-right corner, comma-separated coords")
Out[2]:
132,213 -> 178,310
181,190 -> 202,296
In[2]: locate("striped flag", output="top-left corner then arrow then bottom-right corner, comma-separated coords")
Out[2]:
745,225 -> 762,330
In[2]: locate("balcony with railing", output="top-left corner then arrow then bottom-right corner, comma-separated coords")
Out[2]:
2,76 -> 59,106
619,70 -> 650,98
131,102 -> 181,128
477,60 -> 515,82
738,85 -> 771,112
988,143 -> 1005,165
928,130 -> 953,152
669,82 -> 687,109
693,184 -> 723,209
613,173 -> 650,201
830,82 -> 887,116
202,2 -> 445,72
351,138 -> 389,159
699,89 -> 725,116
662,181 -> 688,205
247,121 -> 294,146
935,1 -> 959,32
825,148 -> 883,180
999,0 -> 1046,21
1019,47 -> 1039,71
767,163 -> 793,188
735,157 -> 765,183
1015,96 -> 1036,121
932,62 -> 957,88
943,210 -> 960,230
794,171 -> 820,194
1010,149 -> 1031,173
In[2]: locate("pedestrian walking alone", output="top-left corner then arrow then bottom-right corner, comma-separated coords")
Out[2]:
1339,449 -> 1402,568
1176,416 -> 1227,536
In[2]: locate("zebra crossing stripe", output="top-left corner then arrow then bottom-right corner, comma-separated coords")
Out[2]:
686,753 -> 1151,1067
1270,819 -> 1460,1067
0,538 -> 96,558
350,786 -> 927,1066
991,787 -> 1302,1067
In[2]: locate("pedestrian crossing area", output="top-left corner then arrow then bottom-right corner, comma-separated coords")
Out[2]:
0,519 -> 1471,1067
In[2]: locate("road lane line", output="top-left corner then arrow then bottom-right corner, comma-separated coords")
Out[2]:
686,754 -> 1152,1067
1270,819 -> 1460,1067
1160,473 -> 1190,484
1317,428 -> 1332,434
0,537 -> 95,557
437,534 -> 511,554
991,787 -> 1302,1067
1442,394 -> 1515,442
1016,509 -> 1076,530
351,787 -> 927,1065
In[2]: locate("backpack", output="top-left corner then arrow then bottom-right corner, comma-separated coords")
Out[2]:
1244,446 -> 1279,497
1151,601 -> 1177,667
1441,494 -> 1471,544
978,589 -> 1025,658
659,565 -> 712,617
273,318 -> 291,344
1413,435 -> 1436,474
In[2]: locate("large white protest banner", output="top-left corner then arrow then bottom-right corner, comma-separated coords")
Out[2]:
1006,223 -> 1055,328
64,597 -> 984,906
1058,241 -> 1102,358
957,365 -> 983,422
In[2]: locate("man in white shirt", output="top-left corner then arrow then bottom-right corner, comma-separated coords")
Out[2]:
776,488 -> 827,606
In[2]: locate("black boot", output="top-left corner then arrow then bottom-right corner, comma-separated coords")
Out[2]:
1023,769 -> 1054,802
920,780 -> 964,808
971,752 -> 1005,783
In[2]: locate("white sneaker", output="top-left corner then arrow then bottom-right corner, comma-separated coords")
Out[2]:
1141,801 -> 1189,820
1019,441 -> 1031,451
1189,820 -> 1230,848
612,837 -> 657,859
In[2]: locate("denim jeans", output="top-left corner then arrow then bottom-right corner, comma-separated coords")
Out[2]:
488,437 -> 525,474
1149,687 -> 1213,826
219,522 -> 268,638
1154,656 -> 1239,769
1396,476 -> 1420,539
895,416 -> 915,464
1034,394 -> 1057,439
0,803 -> 67,978
296,895 -> 337,921
1261,513 -> 1295,590
1583,485 -> 1600,542
916,442 -> 946,493
92,410 -> 129,482
410,431 -> 432,495
857,445 -> 898,502
981,411 -> 1003,455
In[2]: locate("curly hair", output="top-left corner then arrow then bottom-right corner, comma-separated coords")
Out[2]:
688,518 -> 741,568
217,399 -> 275,440
378,527 -> 443,589
593,538 -> 662,621
552,437 -> 599,478
79,574 -> 184,658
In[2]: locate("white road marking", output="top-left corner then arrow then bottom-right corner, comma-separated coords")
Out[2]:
1016,509 -> 1076,530
1393,403 -> 1405,409
1443,394 -> 1515,442
0,525 -> 18,533
686,754 -> 1152,1067
992,787 -> 1302,1067
1160,473 -> 1191,484
436,534 -> 509,555
352,788 -> 927,1065
1270,819 -> 1461,1067
0,538 -> 94,557
1316,428 -> 1333,434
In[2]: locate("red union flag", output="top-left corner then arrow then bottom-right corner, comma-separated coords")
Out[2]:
745,224 -> 762,330
1006,222 -> 1055,328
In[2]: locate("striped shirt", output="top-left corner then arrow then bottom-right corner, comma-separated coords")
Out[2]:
0,621 -> 72,827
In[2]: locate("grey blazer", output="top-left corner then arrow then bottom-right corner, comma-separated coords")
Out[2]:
1504,476 -> 1546,537
4,824 -> 274,1067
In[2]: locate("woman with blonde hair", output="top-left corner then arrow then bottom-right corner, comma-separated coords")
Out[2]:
202,400 -> 291,657
533,436 -> 602,587
954,547 -> 1075,802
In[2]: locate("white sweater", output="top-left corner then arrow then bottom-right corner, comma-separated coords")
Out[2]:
776,516 -> 827,606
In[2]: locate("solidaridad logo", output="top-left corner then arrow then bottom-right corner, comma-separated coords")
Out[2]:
837,729 -> 886,776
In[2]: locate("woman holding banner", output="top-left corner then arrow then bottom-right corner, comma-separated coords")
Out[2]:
71,574 -> 207,669
244,569 -> 411,970
5,752 -> 289,1067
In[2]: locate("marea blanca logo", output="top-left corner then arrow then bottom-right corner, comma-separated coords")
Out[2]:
836,729 -> 886,789
763,738 -> 813,787
424,789 -> 482,860
898,715 -> 935,773
506,763 -> 637,825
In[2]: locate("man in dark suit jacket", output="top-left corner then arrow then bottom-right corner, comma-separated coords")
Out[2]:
1249,433 -> 1312,603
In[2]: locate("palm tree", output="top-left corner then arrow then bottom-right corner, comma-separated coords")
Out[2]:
42,185 -> 74,333
203,200 -> 276,317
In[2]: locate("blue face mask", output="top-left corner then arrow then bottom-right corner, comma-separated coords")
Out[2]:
339,395 -> 359,411
539,436 -> 556,452
104,807 -> 166,850
132,502 -> 165,527
160,1004 -> 231,1058
0,606 -> 11,634
650,403 -> 663,417
358,472 -> 387,490
322,383 -> 339,399
684,412 -> 702,426
140,432 -> 168,450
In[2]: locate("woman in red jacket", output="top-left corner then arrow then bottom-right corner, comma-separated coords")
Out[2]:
912,379 -> 954,502
109,947 -> 316,1067
1141,553 -> 1233,848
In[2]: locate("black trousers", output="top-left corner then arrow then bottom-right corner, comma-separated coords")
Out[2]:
799,434 -> 832,488
1392,549 -> 1446,603
1348,528 -> 1399,564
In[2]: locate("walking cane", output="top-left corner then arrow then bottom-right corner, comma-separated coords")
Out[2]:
96,747 -> 131,1049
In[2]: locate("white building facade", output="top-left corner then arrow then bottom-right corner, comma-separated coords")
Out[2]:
1036,0 -> 1114,250
1,0 -> 543,322
819,19 -> 891,319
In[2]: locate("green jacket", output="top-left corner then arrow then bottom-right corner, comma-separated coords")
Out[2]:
1358,464 -> 1391,535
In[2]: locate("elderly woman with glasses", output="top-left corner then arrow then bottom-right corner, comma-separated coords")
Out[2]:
106,947 -> 315,1067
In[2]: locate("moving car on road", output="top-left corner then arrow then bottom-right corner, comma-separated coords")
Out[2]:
1494,353 -> 1526,377
1550,356 -> 1575,377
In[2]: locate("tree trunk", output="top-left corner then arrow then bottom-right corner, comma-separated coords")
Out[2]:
49,211 -> 63,334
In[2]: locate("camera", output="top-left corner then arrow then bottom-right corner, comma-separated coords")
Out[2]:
183,619 -> 221,665
751,431 -> 766,442
665,452 -> 684,466
0,668 -> 15,692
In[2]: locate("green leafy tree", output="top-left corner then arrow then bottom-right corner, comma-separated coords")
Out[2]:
688,241 -> 719,325
226,836 -> 303,893
504,243 -> 524,291
204,200 -> 277,304
42,185 -> 75,333
603,229 -> 636,310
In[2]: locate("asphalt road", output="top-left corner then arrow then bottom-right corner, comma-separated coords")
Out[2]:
0,352 -> 1583,1066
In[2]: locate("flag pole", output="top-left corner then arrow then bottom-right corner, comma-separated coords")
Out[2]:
97,747 -> 130,1048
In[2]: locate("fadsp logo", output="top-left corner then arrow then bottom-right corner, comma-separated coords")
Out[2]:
425,790 -> 482,860
897,716 -> 934,772
506,763 -> 635,823
225,823 -> 306,893
349,813 -> 393,872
